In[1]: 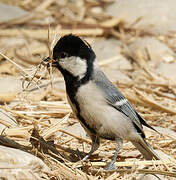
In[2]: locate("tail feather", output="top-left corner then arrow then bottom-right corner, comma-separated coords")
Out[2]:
131,138 -> 160,160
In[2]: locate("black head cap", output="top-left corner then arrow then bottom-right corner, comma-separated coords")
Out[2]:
53,34 -> 96,61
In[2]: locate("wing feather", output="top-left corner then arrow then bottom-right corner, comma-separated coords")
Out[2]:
93,70 -> 155,136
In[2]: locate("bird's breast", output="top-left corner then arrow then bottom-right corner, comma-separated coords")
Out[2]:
75,81 -> 107,130
67,81 -> 137,140
73,81 -> 121,139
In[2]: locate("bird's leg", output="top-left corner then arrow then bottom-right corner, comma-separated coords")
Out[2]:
82,135 -> 100,161
105,137 -> 123,171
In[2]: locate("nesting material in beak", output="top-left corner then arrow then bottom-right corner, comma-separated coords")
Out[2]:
41,57 -> 57,67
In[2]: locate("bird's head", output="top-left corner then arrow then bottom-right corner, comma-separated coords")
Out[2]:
43,34 -> 96,80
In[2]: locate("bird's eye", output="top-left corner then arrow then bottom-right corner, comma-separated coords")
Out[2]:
60,52 -> 67,59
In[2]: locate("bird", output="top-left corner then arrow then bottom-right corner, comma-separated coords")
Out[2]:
43,34 -> 160,170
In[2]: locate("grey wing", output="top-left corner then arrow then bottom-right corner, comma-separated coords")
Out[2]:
93,70 -> 147,137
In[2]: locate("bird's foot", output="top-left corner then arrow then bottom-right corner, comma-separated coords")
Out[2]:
81,155 -> 89,162
104,162 -> 117,171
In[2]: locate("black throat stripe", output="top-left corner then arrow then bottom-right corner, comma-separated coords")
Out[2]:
62,59 -> 97,135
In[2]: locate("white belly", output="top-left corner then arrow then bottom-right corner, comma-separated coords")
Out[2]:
74,81 -> 138,140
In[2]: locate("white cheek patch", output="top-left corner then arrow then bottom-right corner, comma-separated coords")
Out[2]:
59,56 -> 87,79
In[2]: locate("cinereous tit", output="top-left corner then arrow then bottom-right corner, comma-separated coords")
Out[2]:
44,34 -> 160,170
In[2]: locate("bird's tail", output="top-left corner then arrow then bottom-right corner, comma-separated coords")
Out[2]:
131,138 -> 160,160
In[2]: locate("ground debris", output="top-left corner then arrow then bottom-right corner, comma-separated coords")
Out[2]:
0,0 -> 176,179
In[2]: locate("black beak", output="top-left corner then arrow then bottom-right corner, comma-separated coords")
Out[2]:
41,57 -> 57,67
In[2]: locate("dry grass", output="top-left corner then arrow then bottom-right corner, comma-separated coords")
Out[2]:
0,0 -> 176,179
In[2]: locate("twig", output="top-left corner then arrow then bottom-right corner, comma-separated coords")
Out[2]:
42,113 -> 70,139
76,160 -> 176,168
99,55 -> 121,67
58,129 -> 91,144
136,87 -> 176,100
90,168 -> 176,177
0,28 -> 104,39
134,88 -> 176,114
0,52 -> 28,77
28,77 -> 63,92
47,23 -> 54,89
24,63 -> 42,90
35,0 -> 56,12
